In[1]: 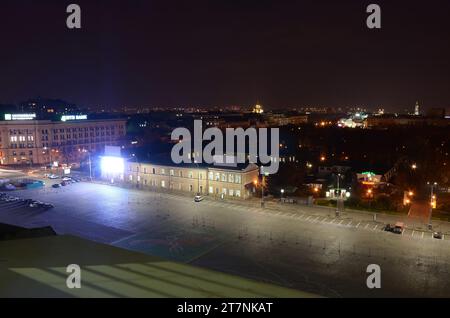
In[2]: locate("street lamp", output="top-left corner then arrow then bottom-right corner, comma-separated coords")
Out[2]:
427,182 -> 438,230
335,173 -> 343,217
280,188 -> 285,201
80,149 -> 92,181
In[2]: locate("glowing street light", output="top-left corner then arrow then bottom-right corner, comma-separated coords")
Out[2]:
411,163 -> 417,170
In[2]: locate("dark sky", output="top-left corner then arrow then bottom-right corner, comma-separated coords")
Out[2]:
1,0 -> 450,111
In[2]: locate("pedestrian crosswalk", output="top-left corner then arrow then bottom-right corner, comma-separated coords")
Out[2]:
200,199 -> 449,243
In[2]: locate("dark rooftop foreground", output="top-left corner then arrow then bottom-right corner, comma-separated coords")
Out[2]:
0,232 -> 317,298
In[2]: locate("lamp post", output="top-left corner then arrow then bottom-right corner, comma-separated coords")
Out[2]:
427,182 -> 437,230
80,149 -> 92,181
335,173 -> 343,217
280,188 -> 285,202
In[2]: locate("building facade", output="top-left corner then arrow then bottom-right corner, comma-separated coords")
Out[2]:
0,118 -> 127,165
114,161 -> 260,199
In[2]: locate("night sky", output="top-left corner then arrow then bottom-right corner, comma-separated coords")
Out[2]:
1,0 -> 450,111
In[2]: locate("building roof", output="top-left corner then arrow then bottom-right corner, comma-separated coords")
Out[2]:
0,234 -> 317,297
129,153 -> 260,172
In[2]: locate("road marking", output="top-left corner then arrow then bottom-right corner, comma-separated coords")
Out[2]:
338,220 -> 344,225
412,230 -> 415,237
373,225 -> 378,231
421,232 -> 424,239
346,221 -> 352,227
305,216 -> 312,221
299,214 -> 305,219
443,234 -> 445,240
364,223 -> 369,229
321,218 -> 329,224
401,229 -> 404,235
329,219 -> 336,224
276,212 -> 282,216
431,233 -> 434,239
313,216 -> 320,223
356,222 -> 361,228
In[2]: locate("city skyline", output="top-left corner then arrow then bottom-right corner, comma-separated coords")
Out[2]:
1,0 -> 450,110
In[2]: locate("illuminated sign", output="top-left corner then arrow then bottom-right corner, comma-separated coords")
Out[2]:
61,115 -> 87,121
4,113 -> 37,121
101,156 -> 125,175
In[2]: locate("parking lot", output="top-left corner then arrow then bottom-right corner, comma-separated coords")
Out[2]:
1,181 -> 450,297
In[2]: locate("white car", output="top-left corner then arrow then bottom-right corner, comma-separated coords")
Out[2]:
48,174 -> 59,179
194,194 -> 204,202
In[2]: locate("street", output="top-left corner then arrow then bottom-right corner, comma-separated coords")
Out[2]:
1,180 -> 450,297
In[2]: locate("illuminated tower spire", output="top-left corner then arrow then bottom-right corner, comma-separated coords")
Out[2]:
414,101 -> 420,116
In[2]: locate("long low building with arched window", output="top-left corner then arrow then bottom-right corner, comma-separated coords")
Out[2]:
104,157 -> 260,200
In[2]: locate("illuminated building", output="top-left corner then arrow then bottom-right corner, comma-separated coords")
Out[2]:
0,115 -> 126,165
113,160 -> 259,199
252,104 -> 264,114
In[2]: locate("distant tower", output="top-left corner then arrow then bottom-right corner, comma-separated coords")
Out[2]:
414,101 -> 420,116
252,104 -> 264,114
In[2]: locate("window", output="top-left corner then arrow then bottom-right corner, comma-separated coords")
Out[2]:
209,186 -> 214,194
228,174 -> 234,183
208,172 -> 214,180
189,184 -> 193,192
235,175 -> 241,184
143,168 -> 147,174
161,168 -> 165,175
222,188 -> 227,195
229,189 -> 234,196
221,173 -> 227,182
170,169 -> 174,176
161,180 -> 166,188
215,173 -> 220,181
189,171 -> 193,178
235,190 -> 241,197
129,175 -> 133,181
152,168 -> 156,174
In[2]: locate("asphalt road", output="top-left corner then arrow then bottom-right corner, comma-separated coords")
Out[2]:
1,181 -> 450,297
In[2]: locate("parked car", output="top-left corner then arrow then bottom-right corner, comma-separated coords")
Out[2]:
48,174 -> 59,179
52,183 -> 62,188
194,194 -> 204,202
433,232 -> 443,239
392,222 -> 404,234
